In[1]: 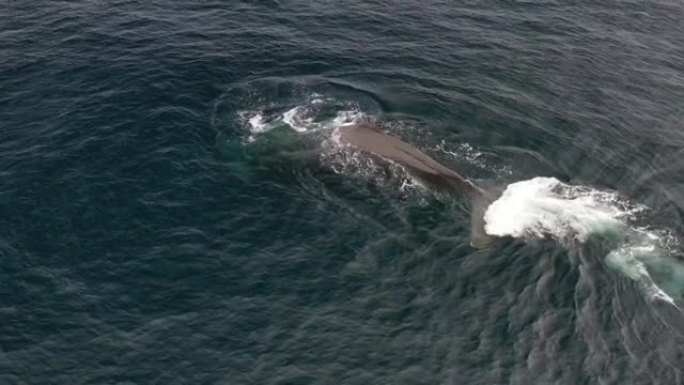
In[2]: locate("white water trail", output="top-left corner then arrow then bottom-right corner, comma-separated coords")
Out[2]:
239,93 -> 365,141
281,106 -> 314,132
280,106 -> 363,132
484,177 -> 682,304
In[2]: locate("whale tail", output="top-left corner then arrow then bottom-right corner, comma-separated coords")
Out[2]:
337,123 -> 496,248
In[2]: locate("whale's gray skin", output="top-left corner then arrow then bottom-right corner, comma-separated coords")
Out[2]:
338,123 -> 489,197
337,123 -> 496,248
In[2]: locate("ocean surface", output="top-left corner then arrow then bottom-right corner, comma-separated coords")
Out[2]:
3,1 -> 684,384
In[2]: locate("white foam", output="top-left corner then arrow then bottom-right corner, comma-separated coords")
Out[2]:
238,111 -> 275,142
331,110 -> 363,127
239,95 -> 365,138
310,93 -> 326,105
484,177 -> 638,242
281,106 -> 363,133
248,113 -> 268,133
282,106 -> 313,132
606,244 -> 674,304
484,177 -> 680,304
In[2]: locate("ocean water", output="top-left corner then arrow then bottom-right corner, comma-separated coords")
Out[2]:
2,1 -> 684,384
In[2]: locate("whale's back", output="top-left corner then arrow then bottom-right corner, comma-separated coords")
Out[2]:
338,124 -> 487,197
338,124 -> 496,248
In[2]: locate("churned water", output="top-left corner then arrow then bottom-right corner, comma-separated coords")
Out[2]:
2,1 -> 684,384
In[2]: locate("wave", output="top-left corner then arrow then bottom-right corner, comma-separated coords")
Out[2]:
484,177 -> 683,304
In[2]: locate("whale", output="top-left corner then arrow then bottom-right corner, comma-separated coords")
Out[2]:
338,123 -> 488,197
337,123 -> 496,247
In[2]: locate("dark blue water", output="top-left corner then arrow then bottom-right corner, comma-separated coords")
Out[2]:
3,1 -> 684,384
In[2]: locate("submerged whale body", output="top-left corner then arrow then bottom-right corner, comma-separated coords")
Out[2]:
337,123 -> 495,248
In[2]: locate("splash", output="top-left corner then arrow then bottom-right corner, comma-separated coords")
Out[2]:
484,177 -> 641,242
236,111 -> 275,142
280,106 -> 363,133
238,93 -> 365,141
484,177 -> 683,304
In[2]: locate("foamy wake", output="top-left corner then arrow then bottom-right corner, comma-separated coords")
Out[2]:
238,94 -> 364,142
484,177 -> 682,304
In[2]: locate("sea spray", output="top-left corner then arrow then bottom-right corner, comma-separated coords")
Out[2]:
484,177 -> 682,304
